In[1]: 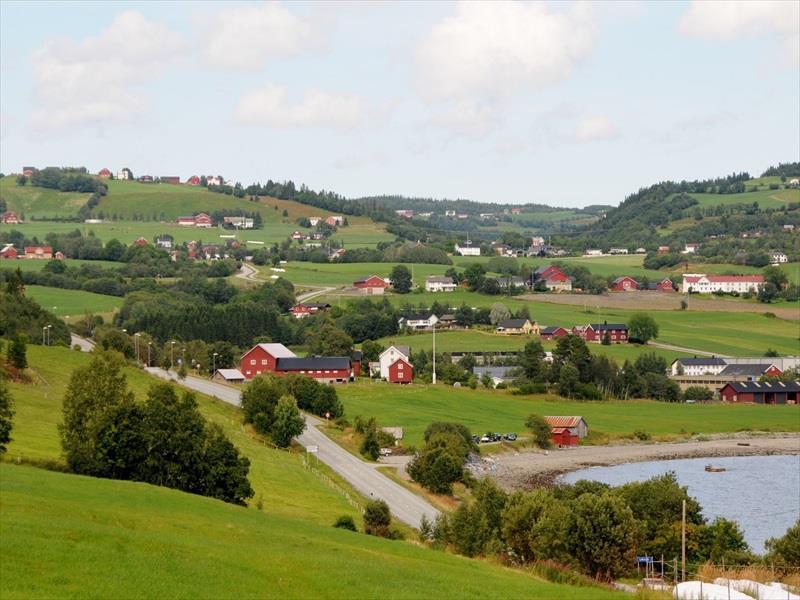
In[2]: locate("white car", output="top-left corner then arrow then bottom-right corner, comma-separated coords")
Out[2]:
379,448 -> 392,456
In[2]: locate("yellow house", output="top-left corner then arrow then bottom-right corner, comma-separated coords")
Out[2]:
496,318 -> 539,335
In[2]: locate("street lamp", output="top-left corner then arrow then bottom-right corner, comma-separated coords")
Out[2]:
432,321 -> 436,385
170,341 -> 176,370
134,333 -> 141,364
147,342 -> 152,367
212,352 -> 219,376
42,326 -> 47,345
46,325 -> 52,346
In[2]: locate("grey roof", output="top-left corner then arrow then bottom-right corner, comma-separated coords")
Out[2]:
541,326 -> 567,334
589,323 -> 628,331
402,313 -> 436,322
675,357 -> 727,366
719,364 -> 773,377
498,318 -> 529,329
473,366 -> 518,379
439,314 -> 456,321
276,357 -> 351,371
425,276 -> 454,284
722,381 -> 800,393
300,302 -> 330,309
215,368 -> 245,380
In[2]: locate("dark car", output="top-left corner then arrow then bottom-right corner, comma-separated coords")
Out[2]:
504,433 -> 517,441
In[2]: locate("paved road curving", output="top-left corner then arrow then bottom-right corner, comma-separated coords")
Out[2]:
70,334 -> 96,352
145,367 -> 439,528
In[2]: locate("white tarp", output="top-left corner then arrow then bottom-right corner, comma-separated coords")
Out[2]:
713,579 -> 800,600
674,581 -> 752,600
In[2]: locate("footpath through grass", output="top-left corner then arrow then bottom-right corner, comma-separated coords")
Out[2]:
338,382 -> 800,447
6,346 -> 357,525
0,464 -> 624,599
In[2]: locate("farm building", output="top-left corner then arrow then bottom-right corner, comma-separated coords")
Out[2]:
326,215 -> 344,226
223,216 -> 254,229
399,313 -> 439,331
473,366 -> 517,387
1,211 -> 21,224
117,167 -> 133,180
534,265 -> 572,292
97,168 -> 112,178
647,278 -> 675,292
544,416 -> 589,439
496,318 -> 538,335
551,428 -> 579,447
682,274 -> 764,294
425,276 -> 457,292
160,176 -> 180,184
657,246 -> 671,254
23,246 -> 53,259
670,357 -> 727,376
719,381 -> 800,404
290,302 -> 330,318
212,369 -> 246,384
22,166 -> 36,176
540,326 -> 569,341
395,210 -> 414,218
186,175 -> 201,185
574,323 -> 628,344
438,314 -> 457,328
1,244 -> 18,259
454,242 -> 481,256
240,343 -> 297,380
354,275 -> 387,295
610,276 -> 639,292
133,237 -> 149,247
379,345 -> 410,380
388,357 -> 413,384
351,351 -> 362,377
274,357 -> 353,384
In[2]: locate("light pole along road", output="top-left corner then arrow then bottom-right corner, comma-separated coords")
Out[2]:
145,368 -> 440,529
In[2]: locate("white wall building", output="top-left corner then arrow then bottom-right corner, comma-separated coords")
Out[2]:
379,345 -> 410,380
770,252 -> 788,264
455,243 -> 481,256
425,276 -> 456,292
682,274 -> 764,294
670,357 -> 727,376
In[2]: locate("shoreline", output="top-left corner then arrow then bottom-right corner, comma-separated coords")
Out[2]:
480,434 -> 800,490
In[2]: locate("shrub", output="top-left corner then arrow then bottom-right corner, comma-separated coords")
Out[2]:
333,515 -> 357,532
270,395 -> 305,448
0,378 -> 13,454
364,499 -> 391,537
684,386 -> 713,402
525,413 -> 552,449
632,429 -> 651,441
360,426 -> 380,460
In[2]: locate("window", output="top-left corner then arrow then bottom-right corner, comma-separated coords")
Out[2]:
398,364 -> 404,370
250,359 -> 256,365
261,359 -> 267,365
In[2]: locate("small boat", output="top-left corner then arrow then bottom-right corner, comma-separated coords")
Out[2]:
705,464 -> 726,472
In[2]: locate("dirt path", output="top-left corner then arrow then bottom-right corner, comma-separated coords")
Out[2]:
481,435 -> 800,490
648,341 -> 732,357
297,286 -> 337,303
518,292 -> 800,320
235,263 -> 260,281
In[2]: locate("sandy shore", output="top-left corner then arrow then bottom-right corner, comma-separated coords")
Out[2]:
481,434 -> 800,490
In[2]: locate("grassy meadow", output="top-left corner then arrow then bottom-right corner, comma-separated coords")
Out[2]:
337,382 -> 800,447
0,177 -> 91,218
0,464 -> 623,599
23,285 -> 123,318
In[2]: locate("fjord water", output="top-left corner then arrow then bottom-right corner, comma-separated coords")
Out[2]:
561,454 -> 800,552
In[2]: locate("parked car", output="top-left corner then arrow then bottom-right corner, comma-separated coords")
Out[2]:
480,434 -> 491,443
503,433 -> 517,441
379,448 -> 392,456
472,435 -> 481,445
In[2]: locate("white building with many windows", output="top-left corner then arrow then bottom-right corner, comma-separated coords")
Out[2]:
682,274 -> 764,294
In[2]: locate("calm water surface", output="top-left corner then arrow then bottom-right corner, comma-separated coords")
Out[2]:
560,454 -> 800,552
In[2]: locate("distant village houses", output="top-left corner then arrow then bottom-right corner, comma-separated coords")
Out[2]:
682,274 -> 764,294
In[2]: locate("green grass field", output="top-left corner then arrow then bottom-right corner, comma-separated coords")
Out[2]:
337,382 -> 800,447
324,289 -> 799,356
0,464 -> 622,599
683,188 -> 799,210
0,177 -> 91,219
23,285 -> 123,318
1,258 -> 121,272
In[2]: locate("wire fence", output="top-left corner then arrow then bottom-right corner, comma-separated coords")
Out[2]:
301,454 -> 363,513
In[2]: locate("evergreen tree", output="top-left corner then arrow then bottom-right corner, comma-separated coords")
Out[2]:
0,378 -> 14,454
8,335 -> 27,370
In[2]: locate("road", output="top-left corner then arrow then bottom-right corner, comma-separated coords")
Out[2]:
144,368 -> 440,528
235,263 -> 260,282
70,334 -> 95,352
649,341 -> 732,357
296,285 -> 336,303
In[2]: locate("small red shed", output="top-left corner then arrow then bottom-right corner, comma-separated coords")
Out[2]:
610,276 -> 639,292
551,427 -> 578,447
388,357 -> 412,384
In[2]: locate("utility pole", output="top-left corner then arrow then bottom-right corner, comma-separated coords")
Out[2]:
432,322 -> 436,385
681,499 -> 686,582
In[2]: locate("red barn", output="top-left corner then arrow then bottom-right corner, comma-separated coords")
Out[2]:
0,244 -> 18,259
1,211 -> 21,224
194,212 -> 213,228
610,276 -> 639,292
186,175 -> 201,185
719,381 -> 800,405
351,351 -> 362,377
97,168 -> 112,178
274,357 -> 352,384
540,326 -> 568,341
388,357 -> 413,384
240,343 -> 297,380
551,427 -> 579,447
133,237 -> 149,247
650,278 -> 675,292
24,246 -> 53,259
575,323 -> 628,344
354,275 -> 387,295
160,176 -> 180,184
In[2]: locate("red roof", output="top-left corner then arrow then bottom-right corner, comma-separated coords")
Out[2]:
544,416 -> 584,428
24,246 -> 53,253
354,275 -> 386,287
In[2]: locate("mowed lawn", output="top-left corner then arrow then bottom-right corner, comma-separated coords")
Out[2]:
338,382 -> 800,447
24,285 -> 123,317
682,188 -> 799,210
261,261 -> 453,286
0,177 -> 91,218
370,329 -> 687,362
6,345 -> 359,525
1,258 -> 121,272
341,289 -> 799,356
0,464 -> 623,600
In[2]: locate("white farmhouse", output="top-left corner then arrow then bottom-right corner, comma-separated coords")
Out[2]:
399,313 -> 439,331
455,243 -> 481,256
770,252 -> 788,264
379,345 -> 410,380
682,274 -> 764,294
425,276 -> 456,292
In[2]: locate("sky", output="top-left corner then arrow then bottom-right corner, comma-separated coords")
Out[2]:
1,1 -> 798,208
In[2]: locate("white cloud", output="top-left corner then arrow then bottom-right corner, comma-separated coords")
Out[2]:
198,2 -> 323,70
30,11 -> 185,130
416,1 -> 596,102
679,1 -> 799,66
234,84 -> 363,130
574,116 -> 617,142
427,101 -> 500,139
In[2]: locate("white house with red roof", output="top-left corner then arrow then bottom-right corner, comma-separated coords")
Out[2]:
682,274 -> 764,294
1,211 -> 21,224
24,246 -> 53,259
1,244 -> 18,259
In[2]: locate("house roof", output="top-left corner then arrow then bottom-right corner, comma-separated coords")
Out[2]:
354,275 -> 386,286
683,274 -> 764,283
351,350 -> 363,361
24,246 -> 53,253
248,343 -> 296,359
612,276 -> 638,285
541,326 -> 567,334
721,381 -> 800,393
389,356 -> 412,368
381,345 -> 410,360
215,369 -> 245,380
402,313 -> 437,322
497,318 -> 530,329
425,276 -> 454,284
589,323 -> 628,331
719,364 -> 775,377
674,357 -> 726,366
473,366 -> 517,379
276,357 -> 352,371
439,314 -> 456,321
544,416 -> 585,428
